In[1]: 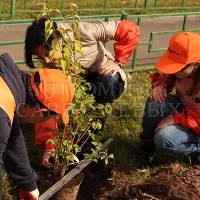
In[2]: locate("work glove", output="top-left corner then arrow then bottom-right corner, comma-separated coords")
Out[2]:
19,188 -> 39,200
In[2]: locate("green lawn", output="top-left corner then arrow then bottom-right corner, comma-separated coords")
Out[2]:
1,0 -> 200,20
102,71 -> 150,170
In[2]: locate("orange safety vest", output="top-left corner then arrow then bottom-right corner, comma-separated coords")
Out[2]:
0,76 -> 16,123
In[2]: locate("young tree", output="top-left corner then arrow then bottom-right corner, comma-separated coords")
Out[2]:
39,3 -> 113,177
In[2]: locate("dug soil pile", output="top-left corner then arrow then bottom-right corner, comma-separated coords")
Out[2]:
97,163 -> 200,200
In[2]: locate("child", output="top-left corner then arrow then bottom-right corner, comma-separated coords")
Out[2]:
139,32 -> 200,164
25,17 -> 140,103
0,53 -> 74,199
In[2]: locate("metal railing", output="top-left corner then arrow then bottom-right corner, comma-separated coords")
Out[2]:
0,0 -> 200,18
0,12 -> 200,71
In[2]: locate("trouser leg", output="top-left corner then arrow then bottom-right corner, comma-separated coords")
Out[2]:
154,125 -> 200,155
86,71 -> 125,104
139,95 -> 181,145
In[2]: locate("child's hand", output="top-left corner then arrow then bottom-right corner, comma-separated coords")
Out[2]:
98,60 -> 124,78
43,150 -> 55,168
155,115 -> 174,132
150,85 -> 167,103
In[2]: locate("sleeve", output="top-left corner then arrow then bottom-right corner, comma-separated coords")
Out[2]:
149,71 -> 176,94
79,20 -> 140,64
174,106 -> 200,135
114,20 -> 140,64
0,108 -> 12,156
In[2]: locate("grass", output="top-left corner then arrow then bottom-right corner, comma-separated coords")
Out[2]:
102,71 -> 153,172
0,0 -> 200,20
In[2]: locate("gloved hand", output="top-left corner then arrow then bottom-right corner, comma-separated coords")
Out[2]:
19,188 -> 39,200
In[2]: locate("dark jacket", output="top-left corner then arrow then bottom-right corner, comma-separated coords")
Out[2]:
0,53 -> 37,194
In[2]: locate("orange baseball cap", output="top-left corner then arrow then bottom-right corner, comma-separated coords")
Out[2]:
155,32 -> 200,74
31,69 -> 75,124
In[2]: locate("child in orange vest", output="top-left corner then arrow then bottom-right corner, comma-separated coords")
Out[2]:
0,53 -> 74,199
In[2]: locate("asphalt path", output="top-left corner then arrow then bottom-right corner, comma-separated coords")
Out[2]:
0,15 -> 200,71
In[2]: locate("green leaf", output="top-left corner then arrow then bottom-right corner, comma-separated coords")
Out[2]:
51,39 -> 59,50
96,122 -> 102,130
105,104 -> 112,114
45,29 -> 53,42
49,49 -> 57,61
108,154 -> 114,159
48,139 -> 57,145
63,47 -> 71,60
101,154 -> 106,160
63,28 -> 72,34
97,104 -> 105,110
45,19 -> 52,32
92,123 -> 97,130
54,9 -> 62,15
74,15 -> 80,21
61,59 -> 67,72
71,3 -> 77,9
105,158 -> 108,165
67,74 -> 73,82
91,141 -> 97,146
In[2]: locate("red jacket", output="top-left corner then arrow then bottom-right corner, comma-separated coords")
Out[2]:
150,72 -> 200,135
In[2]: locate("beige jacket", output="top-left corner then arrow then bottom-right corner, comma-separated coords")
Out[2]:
59,20 -> 120,73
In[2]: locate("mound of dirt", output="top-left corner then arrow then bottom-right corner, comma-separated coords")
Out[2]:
99,163 -> 200,200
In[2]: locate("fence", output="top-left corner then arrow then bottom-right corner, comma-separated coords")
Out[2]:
0,0 -> 200,18
0,11 -> 200,71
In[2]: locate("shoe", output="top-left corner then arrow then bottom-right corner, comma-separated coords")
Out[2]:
135,150 -> 155,169
188,153 -> 200,165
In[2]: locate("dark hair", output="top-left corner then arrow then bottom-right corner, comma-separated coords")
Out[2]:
188,62 -> 200,97
25,16 -> 62,68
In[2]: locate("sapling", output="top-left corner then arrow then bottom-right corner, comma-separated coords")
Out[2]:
37,3 -> 113,177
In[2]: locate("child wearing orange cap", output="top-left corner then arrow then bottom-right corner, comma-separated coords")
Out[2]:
0,53 -> 74,199
139,32 -> 200,165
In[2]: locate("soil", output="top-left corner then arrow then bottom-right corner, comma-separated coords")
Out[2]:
97,163 -> 200,200
21,125 -> 200,200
